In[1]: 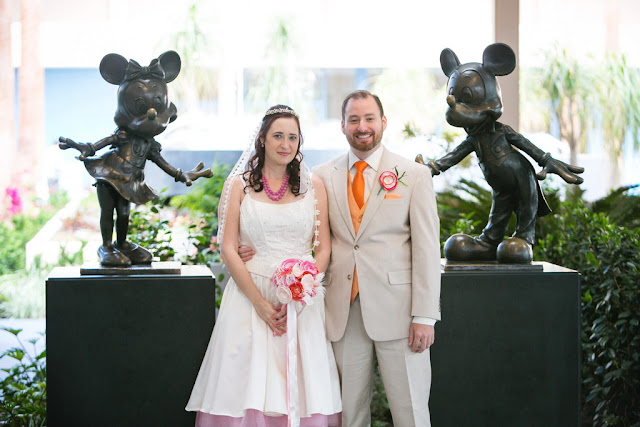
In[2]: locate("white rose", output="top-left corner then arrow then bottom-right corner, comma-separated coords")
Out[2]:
292,263 -> 304,278
276,286 -> 292,304
300,274 -> 316,291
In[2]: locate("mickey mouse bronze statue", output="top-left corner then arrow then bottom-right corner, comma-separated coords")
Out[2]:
59,51 -> 212,267
417,43 -> 584,263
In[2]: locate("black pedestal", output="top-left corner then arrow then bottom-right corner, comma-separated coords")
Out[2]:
431,261 -> 581,426
46,265 -> 216,427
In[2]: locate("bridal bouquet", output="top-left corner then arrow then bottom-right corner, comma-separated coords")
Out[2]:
271,258 -> 323,306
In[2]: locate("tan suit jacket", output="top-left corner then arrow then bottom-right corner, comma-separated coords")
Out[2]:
314,147 -> 441,342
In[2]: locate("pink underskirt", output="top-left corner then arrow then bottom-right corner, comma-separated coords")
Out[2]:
195,410 -> 342,427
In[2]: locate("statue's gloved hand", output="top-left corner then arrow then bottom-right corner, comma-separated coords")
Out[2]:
536,156 -> 584,185
58,137 -> 94,161
178,162 -> 213,186
415,154 -> 440,177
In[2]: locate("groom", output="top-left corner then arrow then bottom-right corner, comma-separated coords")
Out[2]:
313,90 -> 441,426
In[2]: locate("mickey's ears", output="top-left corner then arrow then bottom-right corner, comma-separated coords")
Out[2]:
483,43 -> 516,76
440,48 -> 460,77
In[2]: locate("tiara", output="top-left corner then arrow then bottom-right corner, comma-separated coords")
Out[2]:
264,107 -> 298,118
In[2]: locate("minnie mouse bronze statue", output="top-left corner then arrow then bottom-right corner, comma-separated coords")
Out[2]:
59,51 -> 212,267
417,43 -> 584,264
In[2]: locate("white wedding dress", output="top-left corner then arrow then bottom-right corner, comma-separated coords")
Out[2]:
186,184 -> 342,426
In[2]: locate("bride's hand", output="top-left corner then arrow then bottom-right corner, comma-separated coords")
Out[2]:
254,299 -> 287,336
272,304 -> 287,331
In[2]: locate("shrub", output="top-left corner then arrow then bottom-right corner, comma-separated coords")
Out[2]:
535,201 -> 640,426
127,193 -> 176,262
436,178 -> 562,255
0,190 -> 68,275
0,327 -> 46,426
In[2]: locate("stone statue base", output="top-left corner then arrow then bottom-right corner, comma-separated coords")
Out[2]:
79,261 -> 182,275
46,265 -> 215,425
431,261 -> 580,425
442,259 -> 544,272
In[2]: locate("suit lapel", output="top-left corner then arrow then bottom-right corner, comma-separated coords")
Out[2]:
330,155 -> 356,240
357,148 -> 393,238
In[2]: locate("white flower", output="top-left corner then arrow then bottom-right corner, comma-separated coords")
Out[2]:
276,286 -> 293,304
300,274 -> 316,291
292,263 -> 304,277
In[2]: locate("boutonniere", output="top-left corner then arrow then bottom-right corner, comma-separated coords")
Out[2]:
377,166 -> 407,195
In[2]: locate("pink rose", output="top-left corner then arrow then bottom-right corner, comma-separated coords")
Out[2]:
299,260 -> 319,276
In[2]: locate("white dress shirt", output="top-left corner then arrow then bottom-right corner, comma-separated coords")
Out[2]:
348,147 -> 436,327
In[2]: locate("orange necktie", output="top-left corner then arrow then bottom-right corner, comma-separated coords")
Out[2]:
353,160 -> 368,208
350,160 -> 367,304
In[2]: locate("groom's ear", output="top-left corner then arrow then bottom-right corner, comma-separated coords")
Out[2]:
341,120 -> 347,135
382,115 -> 387,132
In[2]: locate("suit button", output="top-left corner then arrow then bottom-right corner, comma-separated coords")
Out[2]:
354,245 -> 359,250
347,274 -> 352,280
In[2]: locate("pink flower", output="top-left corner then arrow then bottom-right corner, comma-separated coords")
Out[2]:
280,258 -> 299,271
379,171 -> 398,191
290,282 -> 305,301
6,187 -> 22,215
298,260 -> 319,276
271,258 -> 322,306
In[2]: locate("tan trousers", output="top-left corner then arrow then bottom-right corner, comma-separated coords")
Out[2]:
332,298 -> 432,427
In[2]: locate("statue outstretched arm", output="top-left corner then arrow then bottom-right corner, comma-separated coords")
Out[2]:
418,138 -> 475,176
503,124 -> 584,185
58,134 -> 118,161
535,154 -> 584,184
151,154 -> 213,187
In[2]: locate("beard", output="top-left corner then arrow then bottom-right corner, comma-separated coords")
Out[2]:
346,131 -> 383,153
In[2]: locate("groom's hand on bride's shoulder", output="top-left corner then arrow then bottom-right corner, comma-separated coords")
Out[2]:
408,323 -> 435,353
238,245 -> 255,262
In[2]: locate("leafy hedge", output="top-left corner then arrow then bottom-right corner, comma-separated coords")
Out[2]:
0,327 -> 46,426
535,200 -> 639,426
434,183 -> 639,426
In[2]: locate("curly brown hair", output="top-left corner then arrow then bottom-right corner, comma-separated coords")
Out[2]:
244,105 -> 304,196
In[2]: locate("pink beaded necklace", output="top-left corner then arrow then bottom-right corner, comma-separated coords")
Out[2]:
261,174 -> 290,201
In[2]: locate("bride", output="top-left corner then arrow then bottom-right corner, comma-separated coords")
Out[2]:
186,105 -> 342,426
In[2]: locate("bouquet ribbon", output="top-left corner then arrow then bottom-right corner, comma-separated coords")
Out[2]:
286,301 -> 299,427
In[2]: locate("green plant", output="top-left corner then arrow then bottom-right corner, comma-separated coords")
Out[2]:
589,185 -> 640,230
0,212 -> 55,275
0,189 -> 68,275
371,360 -> 392,426
170,163 -> 230,215
435,179 -> 495,247
595,52 -> 640,190
171,163 -> 230,266
0,327 -> 46,426
539,43 -> 593,167
181,212 -> 220,265
535,201 -> 640,426
127,193 -> 176,262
